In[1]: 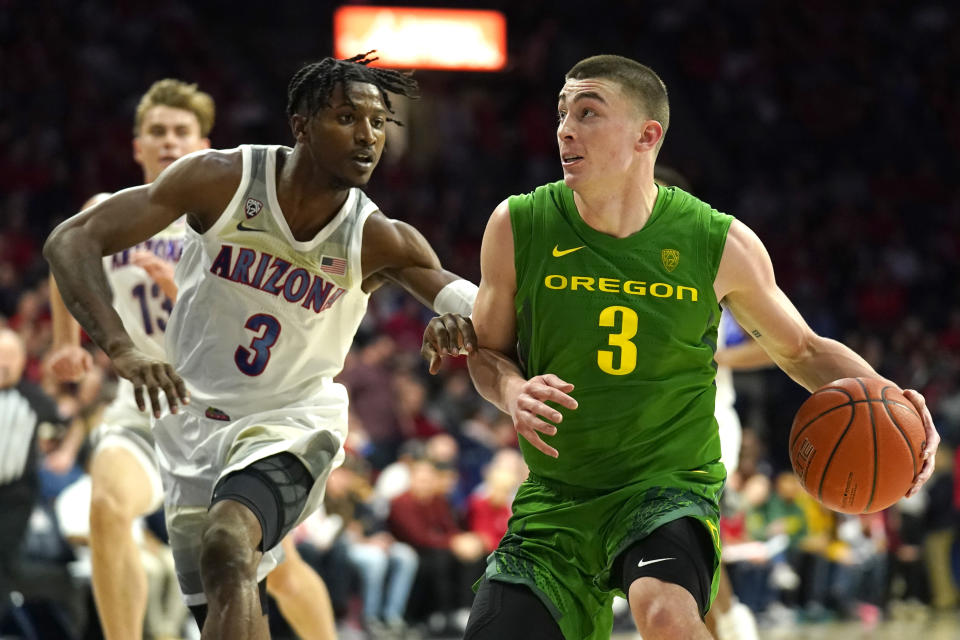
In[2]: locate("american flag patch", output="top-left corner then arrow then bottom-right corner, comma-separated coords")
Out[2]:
320,255 -> 347,275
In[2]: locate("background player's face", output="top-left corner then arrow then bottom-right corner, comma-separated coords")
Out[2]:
133,105 -> 210,184
0,330 -> 26,388
303,81 -> 387,189
556,78 -> 648,191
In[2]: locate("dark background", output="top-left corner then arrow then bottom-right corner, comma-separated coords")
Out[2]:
3,0 -> 960,464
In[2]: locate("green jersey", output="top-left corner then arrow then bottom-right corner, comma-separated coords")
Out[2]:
510,181 -> 733,491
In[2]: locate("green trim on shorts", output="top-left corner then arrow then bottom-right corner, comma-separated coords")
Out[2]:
485,465 -> 725,639
486,572 -> 564,621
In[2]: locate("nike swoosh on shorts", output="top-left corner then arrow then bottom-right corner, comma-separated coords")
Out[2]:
636,557 -> 675,569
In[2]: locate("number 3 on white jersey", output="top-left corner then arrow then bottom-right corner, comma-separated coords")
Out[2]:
235,314 -> 281,376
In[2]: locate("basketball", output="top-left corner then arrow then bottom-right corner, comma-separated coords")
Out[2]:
789,377 -> 925,514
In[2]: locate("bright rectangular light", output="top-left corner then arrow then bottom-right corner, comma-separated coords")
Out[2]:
334,6 -> 507,71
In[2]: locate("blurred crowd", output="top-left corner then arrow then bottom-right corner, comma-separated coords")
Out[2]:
709,427 -> 960,633
2,0 -> 960,638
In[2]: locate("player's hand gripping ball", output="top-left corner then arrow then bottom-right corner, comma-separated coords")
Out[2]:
789,377 -> 925,514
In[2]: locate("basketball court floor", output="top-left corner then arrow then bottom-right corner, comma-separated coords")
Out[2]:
367,611 -> 960,640
607,611 -> 960,639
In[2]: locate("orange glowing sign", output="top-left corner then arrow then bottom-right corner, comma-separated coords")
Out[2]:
334,6 -> 507,71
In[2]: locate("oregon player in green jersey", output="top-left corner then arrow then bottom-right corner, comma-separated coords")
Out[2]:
450,54 -> 940,640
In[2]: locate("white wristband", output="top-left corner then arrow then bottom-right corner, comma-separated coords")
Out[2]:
433,279 -> 478,316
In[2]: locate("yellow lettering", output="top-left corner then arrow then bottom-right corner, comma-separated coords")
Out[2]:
571,276 -> 595,291
598,278 -> 619,293
650,282 -> 673,298
598,306 -> 638,375
546,274 -> 699,303
545,275 -> 567,289
624,280 -> 646,295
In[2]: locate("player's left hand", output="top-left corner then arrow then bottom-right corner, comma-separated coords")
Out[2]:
111,346 -> 189,417
421,313 -> 477,374
903,388 -> 939,497
130,250 -> 178,301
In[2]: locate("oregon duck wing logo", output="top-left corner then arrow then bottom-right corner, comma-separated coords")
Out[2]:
661,249 -> 680,272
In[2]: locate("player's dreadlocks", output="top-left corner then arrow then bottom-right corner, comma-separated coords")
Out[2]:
286,51 -> 419,126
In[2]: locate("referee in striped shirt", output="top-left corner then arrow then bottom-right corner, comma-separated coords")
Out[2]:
0,328 -> 64,616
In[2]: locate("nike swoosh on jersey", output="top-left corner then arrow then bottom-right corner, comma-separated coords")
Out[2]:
236,221 -> 267,232
552,244 -> 585,257
636,557 -> 675,569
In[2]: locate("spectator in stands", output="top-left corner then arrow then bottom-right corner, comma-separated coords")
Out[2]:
467,449 -> 525,554
339,333 -> 402,469
388,459 -> 485,635
336,458 -> 419,637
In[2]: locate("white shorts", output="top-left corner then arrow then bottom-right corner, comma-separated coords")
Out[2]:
153,398 -> 347,606
91,378 -> 165,512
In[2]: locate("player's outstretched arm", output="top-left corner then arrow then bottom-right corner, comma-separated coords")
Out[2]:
716,219 -> 939,493
467,200 -> 577,459
361,213 -> 479,371
43,150 -> 234,415
715,339 -> 773,371
716,220 -> 881,390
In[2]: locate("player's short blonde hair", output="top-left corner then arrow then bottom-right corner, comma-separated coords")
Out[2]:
133,79 -> 215,137
566,55 -> 669,151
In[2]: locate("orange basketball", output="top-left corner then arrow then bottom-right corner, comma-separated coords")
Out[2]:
789,377 -> 925,514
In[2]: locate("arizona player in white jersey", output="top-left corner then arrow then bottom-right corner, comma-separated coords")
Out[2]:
48,80 -> 337,640
45,53 -> 480,639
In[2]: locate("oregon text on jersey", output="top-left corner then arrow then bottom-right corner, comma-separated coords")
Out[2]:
542,274 -> 700,301
209,244 -> 347,313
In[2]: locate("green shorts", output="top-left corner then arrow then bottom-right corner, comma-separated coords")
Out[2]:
483,467 -> 723,640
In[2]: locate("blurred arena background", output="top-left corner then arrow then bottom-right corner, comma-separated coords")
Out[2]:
2,1 -> 960,638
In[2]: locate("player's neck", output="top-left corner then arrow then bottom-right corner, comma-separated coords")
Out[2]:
275,146 -> 350,240
572,179 -> 659,239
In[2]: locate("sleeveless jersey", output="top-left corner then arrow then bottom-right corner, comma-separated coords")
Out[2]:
510,182 -> 733,491
105,219 -> 184,361
165,145 -> 376,418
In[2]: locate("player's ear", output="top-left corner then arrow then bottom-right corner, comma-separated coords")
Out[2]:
636,120 -> 663,153
290,114 -> 308,143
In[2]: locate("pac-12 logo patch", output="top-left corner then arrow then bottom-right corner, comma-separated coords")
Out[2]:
661,249 -> 680,272
244,197 -> 264,219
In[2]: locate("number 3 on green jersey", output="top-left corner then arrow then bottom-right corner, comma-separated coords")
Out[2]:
598,305 -> 638,375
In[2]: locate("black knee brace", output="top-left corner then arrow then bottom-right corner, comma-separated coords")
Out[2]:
210,452 -> 313,552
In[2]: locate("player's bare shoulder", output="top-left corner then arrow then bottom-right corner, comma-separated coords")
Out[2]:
479,199 -> 516,277
714,219 -> 774,301
151,147 -> 245,233
360,210 -> 439,278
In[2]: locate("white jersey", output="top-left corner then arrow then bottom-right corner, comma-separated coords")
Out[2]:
104,219 -> 185,361
99,218 -> 184,436
165,144 -> 376,420
716,308 -> 748,472
715,309 -> 745,412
